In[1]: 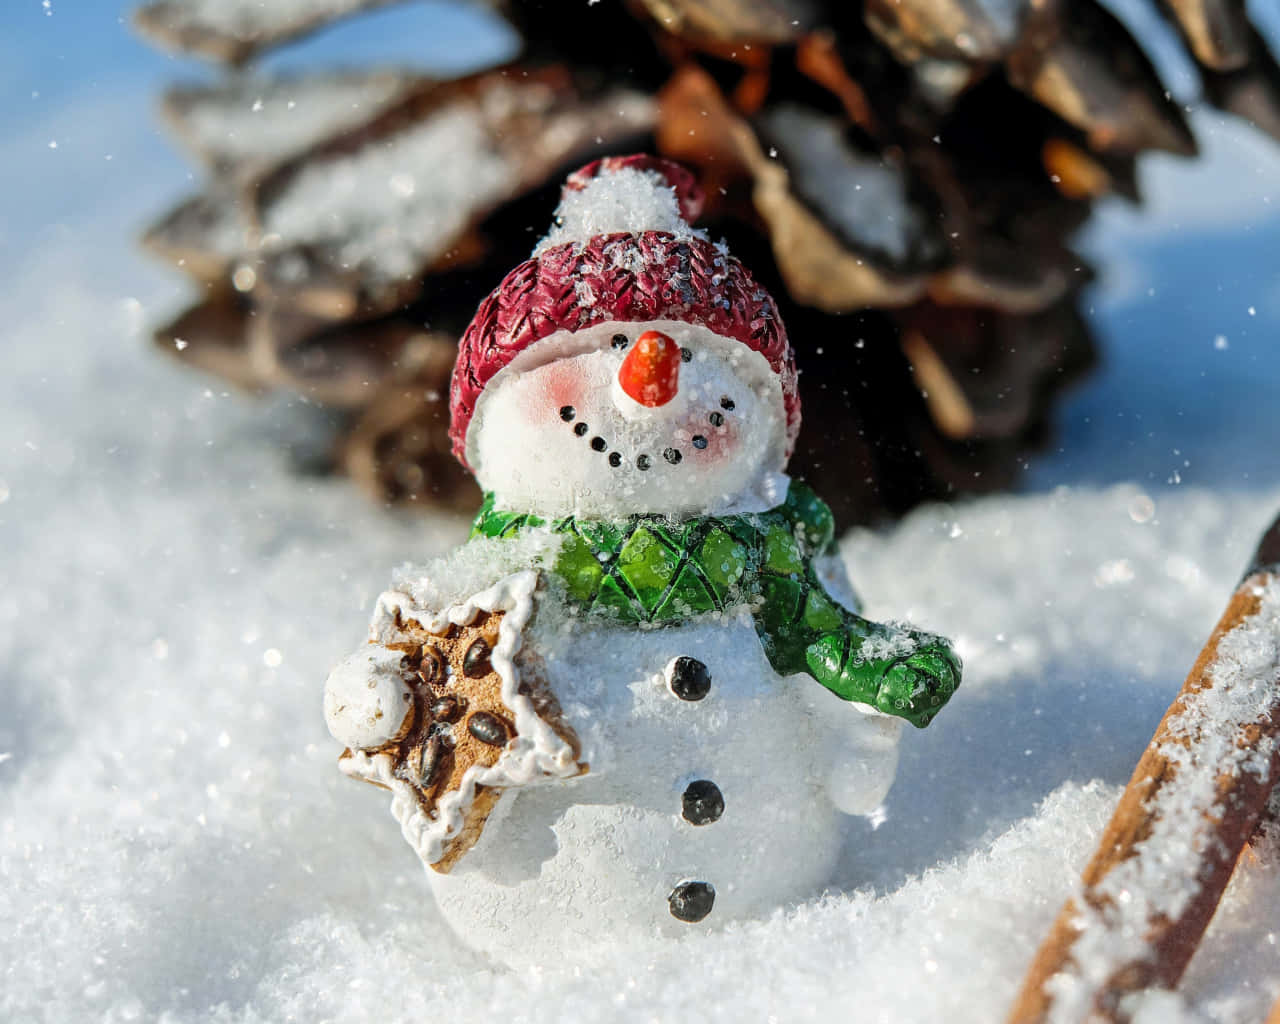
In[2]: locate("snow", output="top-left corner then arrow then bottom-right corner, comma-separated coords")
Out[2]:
262,102 -> 518,285
758,104 -> 927,265
1045,576 -> 1280,1022
164,72 -> 423,172
260,82 -> 654,287
139,0 -> 399,41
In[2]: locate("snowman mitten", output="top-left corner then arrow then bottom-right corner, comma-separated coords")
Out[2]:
804,624 -> 961,729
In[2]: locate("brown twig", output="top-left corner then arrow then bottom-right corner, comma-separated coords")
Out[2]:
1007,510 -> 1280,1024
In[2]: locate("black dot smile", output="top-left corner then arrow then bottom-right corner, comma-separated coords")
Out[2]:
561,386 -> 734,470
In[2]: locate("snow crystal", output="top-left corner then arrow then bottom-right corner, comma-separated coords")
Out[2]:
856,621 -> 922,663
533,165 -> 708,256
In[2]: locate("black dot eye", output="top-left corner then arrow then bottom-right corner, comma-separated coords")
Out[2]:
611,333 -> 629,350
663,448 -> 682,465
608,452 -> 622,467
708,411 -> 724,428
636,454 -> 651,471
591,436 -> 607,452
574,422 -> 589,437
559,405 -> 575,422
692,435 -> 708,450
680,347 -> 692,363
720,396 -> 735,410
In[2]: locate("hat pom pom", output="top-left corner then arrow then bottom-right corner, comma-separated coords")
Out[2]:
533,154 -> 707,256
564,155 -> 704,221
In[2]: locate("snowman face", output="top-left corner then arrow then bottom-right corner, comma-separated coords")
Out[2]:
468,321 -> 788,519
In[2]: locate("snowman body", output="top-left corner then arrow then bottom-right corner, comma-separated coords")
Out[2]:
424,592 -> 900,959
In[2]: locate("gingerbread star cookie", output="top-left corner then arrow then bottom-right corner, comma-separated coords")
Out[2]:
325,571 -> 585,872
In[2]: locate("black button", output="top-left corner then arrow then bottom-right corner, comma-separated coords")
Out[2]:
667,657 -> 711,701
682,780 -> 724,825
668,881 -> 715,922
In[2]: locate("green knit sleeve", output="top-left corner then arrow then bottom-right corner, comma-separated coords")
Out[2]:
803,611 -> 961,729
753,481 -> 961,729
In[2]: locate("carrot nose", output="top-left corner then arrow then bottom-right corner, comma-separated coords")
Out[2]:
618,330 -> 681,407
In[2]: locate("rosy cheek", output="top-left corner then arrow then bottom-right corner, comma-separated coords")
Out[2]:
524,365 -> 588,427
693,419 -> 739,463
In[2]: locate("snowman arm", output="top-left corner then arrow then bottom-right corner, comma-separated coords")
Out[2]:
753,566 -> 961,728
803,610 -> 961,729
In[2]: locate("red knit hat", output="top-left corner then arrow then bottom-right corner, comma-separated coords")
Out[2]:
449,155 -> 799,472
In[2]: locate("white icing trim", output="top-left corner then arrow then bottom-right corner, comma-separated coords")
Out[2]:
342,570 -> 581,867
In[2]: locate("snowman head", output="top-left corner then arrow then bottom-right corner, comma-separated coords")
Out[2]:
450,156 -> 800,520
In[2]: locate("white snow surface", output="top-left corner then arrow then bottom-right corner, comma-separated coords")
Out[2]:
5,244 -> 1280,1019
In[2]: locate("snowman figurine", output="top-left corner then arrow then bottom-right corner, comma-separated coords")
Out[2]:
323,155 -> 961,962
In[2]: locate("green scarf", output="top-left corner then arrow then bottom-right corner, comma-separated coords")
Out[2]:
471,481 -> 959,728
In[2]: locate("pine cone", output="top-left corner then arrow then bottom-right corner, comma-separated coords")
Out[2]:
134,0 -> 1280,526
